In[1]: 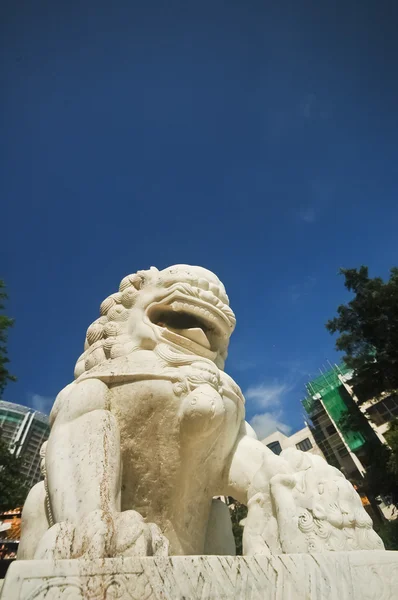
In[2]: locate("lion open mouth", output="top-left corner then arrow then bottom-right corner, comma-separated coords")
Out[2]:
147,294 -> 231,359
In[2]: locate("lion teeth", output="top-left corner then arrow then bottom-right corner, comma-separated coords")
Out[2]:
170,299 -> 219,324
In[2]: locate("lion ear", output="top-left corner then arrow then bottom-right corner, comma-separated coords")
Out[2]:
136,269 -> 156,288
119,274 -> 143,291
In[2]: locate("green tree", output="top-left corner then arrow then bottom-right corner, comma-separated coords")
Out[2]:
362,441 -> 398,509
336,400 -> 398,509
0,434 -> 29,511
373,419 -> 398,549
385,419 -> 398,478
0,280 -> 26,511
326,266 -> 398,401
0,280 -> 16,397
227,498 -> 248,555
376,519 -> 398,550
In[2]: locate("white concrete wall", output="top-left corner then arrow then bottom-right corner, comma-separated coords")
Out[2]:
261,425 -> 325,458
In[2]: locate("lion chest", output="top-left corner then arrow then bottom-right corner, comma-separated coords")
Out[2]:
107,370 -> 241,511
108,376 -> 231,456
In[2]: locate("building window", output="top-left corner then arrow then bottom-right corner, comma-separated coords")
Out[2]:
296,438 -> 313,452
267,441 -> 282,455
366,395 -> 398,426
337,446 -> 349,458
326,424 -> 337,436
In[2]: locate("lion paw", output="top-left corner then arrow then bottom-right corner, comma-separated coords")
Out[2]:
113,510 -> 169,557
34,509 -> 169,559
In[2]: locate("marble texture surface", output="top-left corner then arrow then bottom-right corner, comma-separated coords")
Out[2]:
2,551 -> 398,600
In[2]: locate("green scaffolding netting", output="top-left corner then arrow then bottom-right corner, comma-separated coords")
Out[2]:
302,365 -> 366,452
321,386 -> 365,451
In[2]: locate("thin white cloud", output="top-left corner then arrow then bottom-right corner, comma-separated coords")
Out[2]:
231,359 -> 258,372
245,382 -> 290,409
277,358 -> 313,379
29,393 -> 53,415
298,178 -> 333,225
300,93 -> 317,119
245,381 -> 292,440
299,93 -> 332,121
288,276 -> 317,304
299,206 -> 316,223
249,412 -> 292,440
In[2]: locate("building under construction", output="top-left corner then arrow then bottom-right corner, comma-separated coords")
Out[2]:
0,401 -> 50,489
302,364 -> 382,482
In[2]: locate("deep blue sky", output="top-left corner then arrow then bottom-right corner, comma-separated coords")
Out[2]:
2,1 -> 398,438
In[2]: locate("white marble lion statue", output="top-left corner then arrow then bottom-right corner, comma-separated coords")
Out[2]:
18,265 -> 384,560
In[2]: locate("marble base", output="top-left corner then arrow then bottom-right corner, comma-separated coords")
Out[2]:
1,551 -> 398,599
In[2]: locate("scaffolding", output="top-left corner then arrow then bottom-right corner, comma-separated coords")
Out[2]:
302,364 -> 367,453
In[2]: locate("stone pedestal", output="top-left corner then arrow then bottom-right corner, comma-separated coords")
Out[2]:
2,551 -> 398,599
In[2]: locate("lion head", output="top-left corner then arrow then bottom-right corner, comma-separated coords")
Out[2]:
74,265 -> 236,378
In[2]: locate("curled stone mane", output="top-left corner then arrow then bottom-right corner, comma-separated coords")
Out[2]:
74,270 -> 148,379
73,265 -> 234,378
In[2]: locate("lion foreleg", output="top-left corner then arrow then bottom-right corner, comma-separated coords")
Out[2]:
35,378 -> 169,559
34,379 -> 122,558
224,423 -> 291,556
47,379 -> 121,523
18,481 -> 49,559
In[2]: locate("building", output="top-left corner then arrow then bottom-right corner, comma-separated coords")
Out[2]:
301,365 -> 382,481
340,377 -> 398,444
0,507 -> 21,576
261,425 -> 325,459
301,364 -> 398,521
0,401 -> 50,489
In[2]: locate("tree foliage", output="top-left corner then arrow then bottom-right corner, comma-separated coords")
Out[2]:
361,440 -> 398,508
376,519 -> 398,550
0,280 -> 26,511
0,280 -> 16,397
371,421 -> 398,549
326,266 -> 398,401
385,418 -> 398,478
0,434 -> 29,511
228,498 -> 248,555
